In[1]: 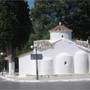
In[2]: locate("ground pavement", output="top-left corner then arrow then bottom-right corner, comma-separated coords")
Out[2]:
1,73 -> 90,82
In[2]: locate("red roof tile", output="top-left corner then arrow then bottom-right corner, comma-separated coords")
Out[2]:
50,23 -> 72,32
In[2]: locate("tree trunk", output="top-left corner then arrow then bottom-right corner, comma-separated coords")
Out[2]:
8,55 -> 15,75
6,42 -> 15,75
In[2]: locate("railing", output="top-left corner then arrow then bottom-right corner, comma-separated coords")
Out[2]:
75,40 -> 90,48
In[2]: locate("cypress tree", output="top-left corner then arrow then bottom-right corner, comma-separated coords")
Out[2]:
0,0 -> 32,74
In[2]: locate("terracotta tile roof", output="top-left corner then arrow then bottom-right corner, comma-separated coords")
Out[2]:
50,23 -> 72,32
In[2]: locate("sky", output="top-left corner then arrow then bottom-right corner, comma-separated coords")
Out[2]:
27,0 -> 35,9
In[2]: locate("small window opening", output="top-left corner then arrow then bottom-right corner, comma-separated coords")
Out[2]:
64,61 -> 67,65
61,35 -> 63,38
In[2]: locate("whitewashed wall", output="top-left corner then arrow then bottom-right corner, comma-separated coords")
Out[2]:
19,53 -> 53,76
74,51 -> 89,74
50,31 -> 72,41
18,39 -> 90,76
19,54 -> 36,76
88,53 -> 90,73
39,59 -> 53,75
40,39 -> 90,74
42,39 -> 81,59
54,53 -> 74,74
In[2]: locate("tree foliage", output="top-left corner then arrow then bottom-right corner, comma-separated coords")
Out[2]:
0,0 -> 32,57
30,0 -> 90,41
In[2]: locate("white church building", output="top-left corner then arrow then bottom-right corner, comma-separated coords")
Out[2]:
18,22 -> 90,76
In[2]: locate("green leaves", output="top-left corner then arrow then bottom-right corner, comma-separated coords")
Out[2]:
31,0 -> 90,41
0,0 -> 32,54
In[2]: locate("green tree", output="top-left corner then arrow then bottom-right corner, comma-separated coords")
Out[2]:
63,0 -> 90,40
0,0 -> 32,74
30,0 -> 90,40
30,0 -> 60,41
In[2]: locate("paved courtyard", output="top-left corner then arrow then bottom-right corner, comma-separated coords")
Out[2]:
1,74 -> 90,82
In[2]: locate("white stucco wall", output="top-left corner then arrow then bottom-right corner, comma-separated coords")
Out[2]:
19,54 -> 36,76
41,39 -> 81,59
39,59 -> 53,75
19,54 -> 53,76
50,31 -> 72,41
74,51 -> 89,74
40,39 -> 90,74
18,39 -> 90,76
88,54 -> 90,73
54,53 -> 74,74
